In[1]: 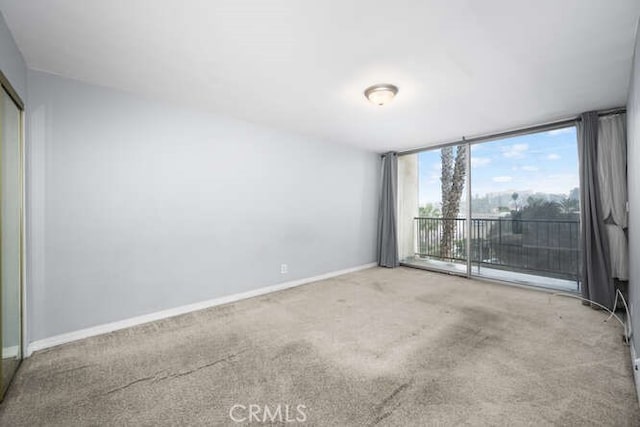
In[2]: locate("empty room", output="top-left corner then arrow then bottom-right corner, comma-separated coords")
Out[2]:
0,0 -> 640,425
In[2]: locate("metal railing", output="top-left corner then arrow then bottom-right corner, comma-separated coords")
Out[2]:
415,217 -> 580,281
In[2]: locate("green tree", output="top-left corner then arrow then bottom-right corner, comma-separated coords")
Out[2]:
419,203 -> 441,218
526,196 -> 544,207
417,203 -> 442,255
521,199 -> 561,219
560,197 -> 579,214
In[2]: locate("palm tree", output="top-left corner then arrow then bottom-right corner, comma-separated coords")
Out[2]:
440,145 -> 467,259
511,192 -> 519,211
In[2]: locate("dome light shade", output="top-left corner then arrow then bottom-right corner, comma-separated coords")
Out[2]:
364,84 -> 398,106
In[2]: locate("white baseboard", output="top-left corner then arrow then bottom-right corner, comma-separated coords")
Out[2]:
3,345 -> 20,358
631,340 -> 640,406
26,262 -> 377,357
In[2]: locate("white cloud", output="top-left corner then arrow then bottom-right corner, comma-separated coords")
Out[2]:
547,127 -> 573,136
547,173 -> 575,180
521,165 -> 539,172
471,157 -> 491,167
492,176 -> 513,183
502,143 -> 528,159
532,173 -> 578,194
547,153 -> 561,160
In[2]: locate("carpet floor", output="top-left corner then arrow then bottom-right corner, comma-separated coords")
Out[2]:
1,267 -> 638,426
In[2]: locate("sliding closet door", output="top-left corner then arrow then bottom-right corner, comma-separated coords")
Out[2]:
0,85 -> 23,399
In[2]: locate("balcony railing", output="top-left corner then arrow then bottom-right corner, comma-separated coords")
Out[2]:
415,217 -> 580,281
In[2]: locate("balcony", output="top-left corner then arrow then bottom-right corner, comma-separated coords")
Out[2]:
405,217 -> 580,292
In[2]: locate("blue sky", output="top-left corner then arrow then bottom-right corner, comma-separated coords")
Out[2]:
418,126 -> 579,205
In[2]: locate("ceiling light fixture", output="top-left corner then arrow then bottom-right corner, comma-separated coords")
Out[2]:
364,83 -> 398,106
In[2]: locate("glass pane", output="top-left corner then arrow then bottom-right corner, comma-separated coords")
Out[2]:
469,127 -> 580,291
400,144 -> 468,274
1,88 -> 22,396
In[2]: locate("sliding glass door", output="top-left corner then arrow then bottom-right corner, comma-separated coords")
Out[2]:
399,143 -> 468,275
0,80 -> 23,400
399,126 -> 580,292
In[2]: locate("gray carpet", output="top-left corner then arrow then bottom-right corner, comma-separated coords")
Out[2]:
1,267 -> 638,426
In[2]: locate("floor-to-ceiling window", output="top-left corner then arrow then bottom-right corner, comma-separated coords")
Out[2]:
468,126 -> 579,291
399,125 -> 580,292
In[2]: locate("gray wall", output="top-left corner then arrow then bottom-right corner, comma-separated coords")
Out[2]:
628,20 -> 640,354
0,12 -> 26,101
26,70 -> 379,342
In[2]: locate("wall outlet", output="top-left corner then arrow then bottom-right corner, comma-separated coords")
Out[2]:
280,264 -> 288,274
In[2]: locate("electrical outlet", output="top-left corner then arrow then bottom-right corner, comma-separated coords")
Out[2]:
280,264 -> 288,274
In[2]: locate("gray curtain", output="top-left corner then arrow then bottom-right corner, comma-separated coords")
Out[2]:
596,114 -> 628,280
577,112 -> 614,309
377,152 -> 399,268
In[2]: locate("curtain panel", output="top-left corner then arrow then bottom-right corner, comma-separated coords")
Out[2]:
596,114 -> 628,281
377,152 -> 399,268
577,112 -> 615,309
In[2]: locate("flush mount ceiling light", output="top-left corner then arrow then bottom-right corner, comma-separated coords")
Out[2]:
364,83 -> 399,106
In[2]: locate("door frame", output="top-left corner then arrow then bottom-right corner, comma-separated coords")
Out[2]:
0,69 -> 25,401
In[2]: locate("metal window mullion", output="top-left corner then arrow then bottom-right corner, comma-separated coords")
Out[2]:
465,139 -> 472,278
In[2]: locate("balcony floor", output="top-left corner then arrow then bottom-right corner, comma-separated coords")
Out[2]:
401,257 -> 579,293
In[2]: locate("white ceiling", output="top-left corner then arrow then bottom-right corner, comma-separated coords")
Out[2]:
1,1 -> 639,152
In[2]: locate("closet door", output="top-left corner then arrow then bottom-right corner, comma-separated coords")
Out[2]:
0,84 -> 23,399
